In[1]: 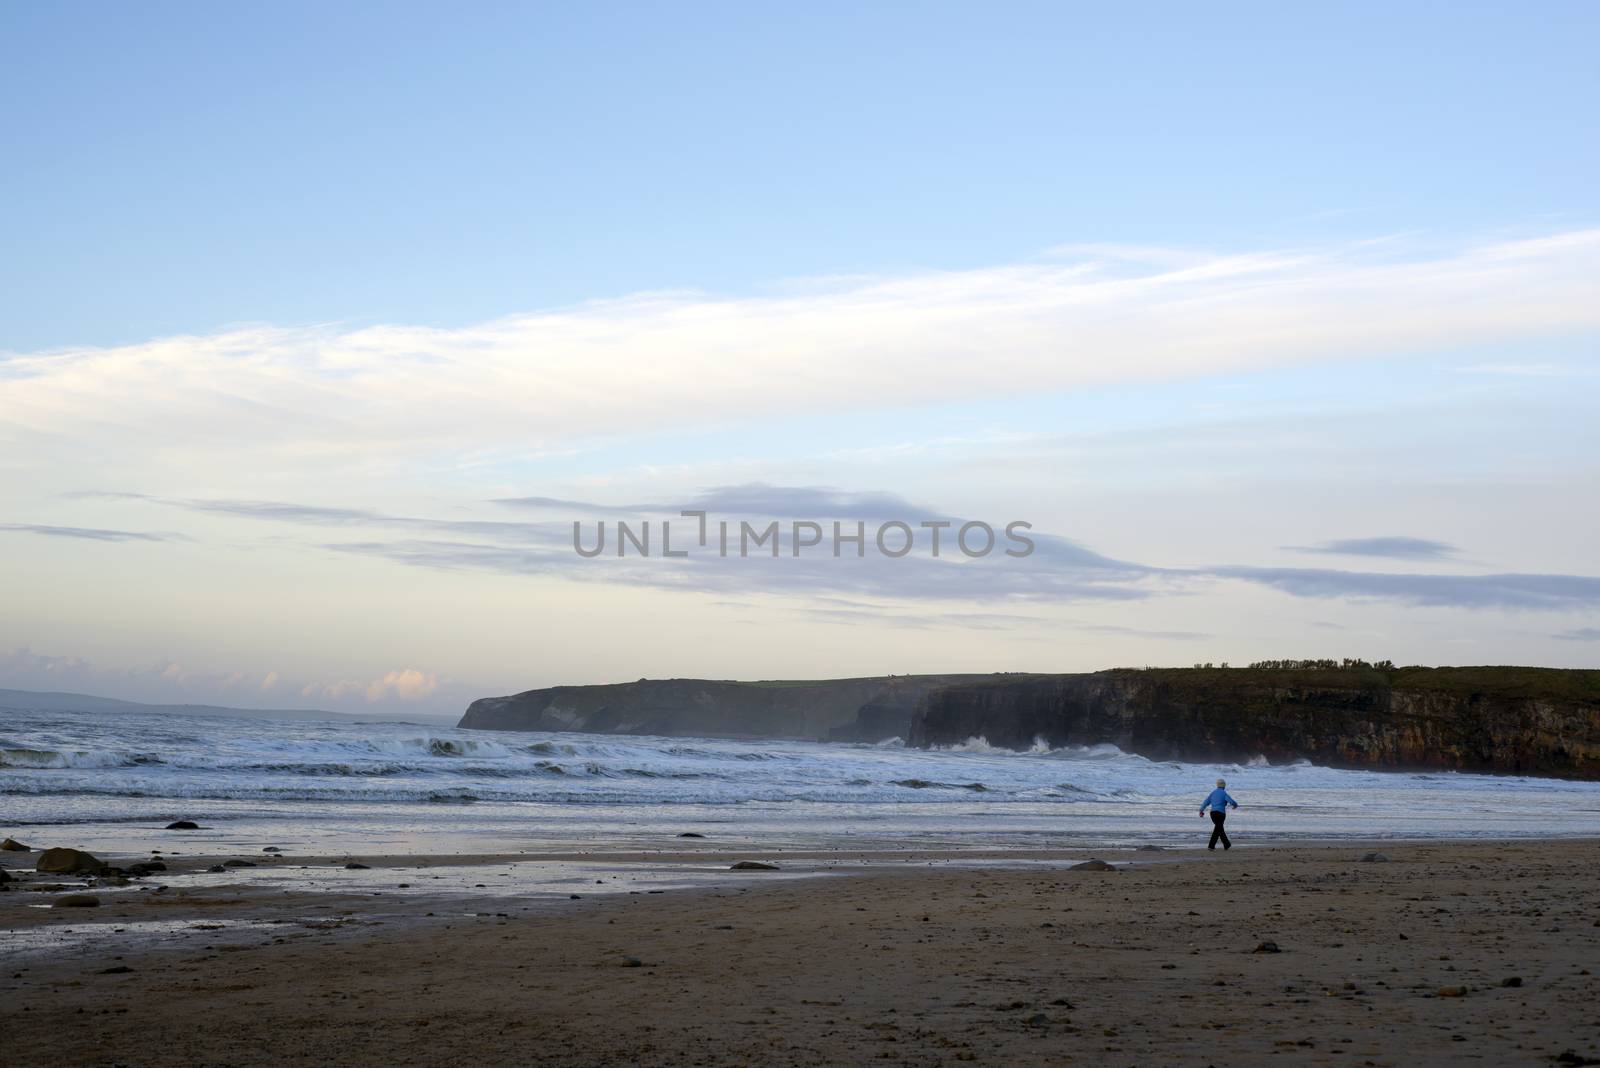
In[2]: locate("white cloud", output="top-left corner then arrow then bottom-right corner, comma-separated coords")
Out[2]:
4,230 -> 1598,485
301,669 -> 442,704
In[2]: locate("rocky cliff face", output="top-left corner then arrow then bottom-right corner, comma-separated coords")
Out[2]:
908,667 -> 1600,779
458,675 -> 994,742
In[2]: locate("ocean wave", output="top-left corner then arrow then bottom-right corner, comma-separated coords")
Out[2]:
1,746 -> 163,769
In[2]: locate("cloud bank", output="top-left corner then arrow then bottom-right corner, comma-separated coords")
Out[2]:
5,230 -> 1599,480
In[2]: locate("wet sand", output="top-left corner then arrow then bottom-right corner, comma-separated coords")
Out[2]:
5,839 -> 1599,1066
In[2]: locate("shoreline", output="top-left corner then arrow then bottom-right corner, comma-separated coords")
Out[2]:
8,838 -> 1600,1065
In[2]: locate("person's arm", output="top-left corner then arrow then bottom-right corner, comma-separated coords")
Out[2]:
1226,792 -> 1239,809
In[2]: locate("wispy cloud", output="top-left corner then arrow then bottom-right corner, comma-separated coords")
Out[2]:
1213,567 -> 1600,610
7,230 -> 1600,484
1553,627 -> 1600,642
0,522 -> 186,542
58,485 -> 1600,613
1284,536 -> 1460,561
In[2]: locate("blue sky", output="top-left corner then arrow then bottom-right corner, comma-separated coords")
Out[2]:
1,3 -> 1597,713
5,2 -> 1597,350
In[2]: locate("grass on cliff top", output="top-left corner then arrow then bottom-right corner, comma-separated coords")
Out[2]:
1104,665 -> 1600,704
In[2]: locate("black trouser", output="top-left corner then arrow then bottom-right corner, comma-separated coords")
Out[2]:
1208,810 -> 1231,850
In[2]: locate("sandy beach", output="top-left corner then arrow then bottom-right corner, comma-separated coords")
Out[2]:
5,838 -> 1599,1066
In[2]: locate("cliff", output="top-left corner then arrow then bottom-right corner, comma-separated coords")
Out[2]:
908,666 -> 1600,779
457,674 -> 998,742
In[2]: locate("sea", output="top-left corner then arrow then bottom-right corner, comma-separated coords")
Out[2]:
4,705 -> 1599,857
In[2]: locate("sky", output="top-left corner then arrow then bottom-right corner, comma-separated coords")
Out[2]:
2,2 -> 1597,716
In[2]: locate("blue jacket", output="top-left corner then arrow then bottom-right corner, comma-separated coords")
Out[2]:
1200,788 -> 1238,814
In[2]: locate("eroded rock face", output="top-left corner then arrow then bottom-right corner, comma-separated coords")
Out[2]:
907,667 -> 1600,779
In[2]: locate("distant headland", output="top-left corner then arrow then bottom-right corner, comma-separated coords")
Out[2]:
458,662 -> 1600,780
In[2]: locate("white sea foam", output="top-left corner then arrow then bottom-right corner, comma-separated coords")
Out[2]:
2,705 -> 1598,846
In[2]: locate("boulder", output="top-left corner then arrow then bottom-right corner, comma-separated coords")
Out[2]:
165,821 -> 200,830
53,893 -> 101,908
677,832 -> 706,838
1253,941 -> 1282,953
36,848 -> 106,875
0,867 -> 11,884
729,861 -> 779,871
1359,852 -> 1390,863
344,862 -> 371,870
223,859 -> 256,868
1,837 -> 31,851
1070,859 -> 1117,872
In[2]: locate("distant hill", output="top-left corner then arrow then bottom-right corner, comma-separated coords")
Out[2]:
457,674 -> 1003,742
0,687 -> 456,725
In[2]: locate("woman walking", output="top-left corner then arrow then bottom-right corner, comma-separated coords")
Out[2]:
1200,778 -> 1239,850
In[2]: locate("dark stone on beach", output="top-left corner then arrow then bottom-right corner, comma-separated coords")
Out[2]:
223,860 -> 256,868
263,847 -> 282,853
677,832 -> 705,838
344,862 -> 371,870
1,837 -> 31,851
1254,941 -> 1282,953
1437,986 -> 1468,997
1136,845 -> 1165,851
1070,859 -> 1116,872
207,864 -> 227,872
165,821 -> 200,830
622,956 -> 643,967
0,868 -> 10,884
36,848 -> 106,875
1360,852 -> 1390,863
730,861 -> 780,871
100,965 -> 134,974
1025,1013 -> 1050,1027
1556,1051 -> 1600,1066
893,779 -> 935,789
130,861 -> 167,873
1501,976 -> 1523,987
53,893 -> 100,908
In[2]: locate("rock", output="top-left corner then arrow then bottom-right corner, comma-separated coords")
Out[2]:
1556,1051 -> 1600,1066
1253,941 -> 1282,953
1501,976 -> 1522,987
222,860 -> 256,868
100,965 -> 134,974
1136,845 -> 1165,852
1,837 -> 31,851
729,861 -> 779,871
344,862 -> 371,870
1437,986 -> 1468,997
1025,1012 -> 1050,1026
1359,852 -> 1390,863
263,846 -> 282,853
128,860 -> 167,874
1070,859 -> 1116,871
207,864 -> 227,873
907,669 -> 1600,778
165,821 -> 200,830
0,867 -> 10,884
677,832 -> 705,838
36,848 -> 106,875
622,956 -> 643,967
53,893 -> 101,908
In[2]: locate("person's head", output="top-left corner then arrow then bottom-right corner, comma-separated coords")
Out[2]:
1216,778 -> 1226,788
